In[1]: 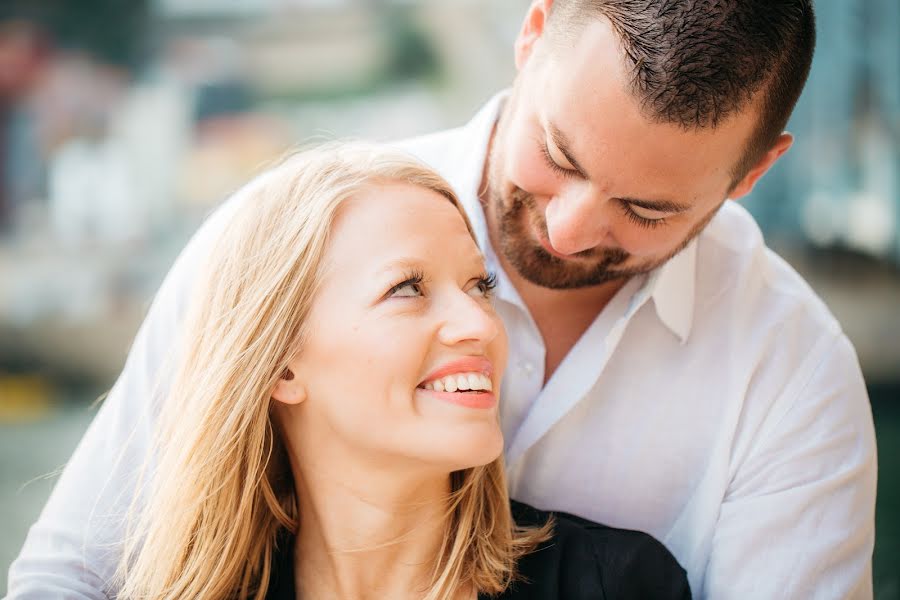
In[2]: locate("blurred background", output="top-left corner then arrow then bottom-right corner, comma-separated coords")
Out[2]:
0,0 -> 897,596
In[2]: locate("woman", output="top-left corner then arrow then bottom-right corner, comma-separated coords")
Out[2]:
115,142 -> 690,599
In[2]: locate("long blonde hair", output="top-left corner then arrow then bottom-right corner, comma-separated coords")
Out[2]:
116,142 -> 549,599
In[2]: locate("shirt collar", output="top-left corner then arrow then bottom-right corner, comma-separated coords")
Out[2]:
645,240 -> 697,344
458,90 -> 697,344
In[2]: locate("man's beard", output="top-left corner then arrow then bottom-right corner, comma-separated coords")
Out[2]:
486,142 -> 719,291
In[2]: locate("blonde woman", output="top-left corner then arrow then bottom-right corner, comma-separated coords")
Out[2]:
115,143 -> 689,600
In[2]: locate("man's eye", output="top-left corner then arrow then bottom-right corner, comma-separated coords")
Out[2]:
540,142 -> 577,177
628,204 -> 669,221
618,202 -> 668,229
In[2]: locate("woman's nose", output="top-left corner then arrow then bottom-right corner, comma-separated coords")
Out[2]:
437,291 -> 500,348
544,190 -> 609,256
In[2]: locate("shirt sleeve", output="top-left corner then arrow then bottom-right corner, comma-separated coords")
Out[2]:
702,333 -> 877,599
5,194 -> 245,598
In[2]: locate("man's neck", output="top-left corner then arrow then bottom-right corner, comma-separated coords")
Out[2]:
291,462 -> 458,600
495,241 -> 626,382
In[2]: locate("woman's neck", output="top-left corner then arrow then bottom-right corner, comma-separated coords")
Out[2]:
292,463 -> 465,600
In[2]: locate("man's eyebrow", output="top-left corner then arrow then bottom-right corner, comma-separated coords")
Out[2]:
548,123 -> 691,214
616,197 -> 692,213
548,122 -> 589,178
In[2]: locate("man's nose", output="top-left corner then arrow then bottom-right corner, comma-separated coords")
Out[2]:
437,291 -> 500,349
543,189 -> 609,256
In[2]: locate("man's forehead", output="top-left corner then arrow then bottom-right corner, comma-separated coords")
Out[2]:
537,89 -> 754,202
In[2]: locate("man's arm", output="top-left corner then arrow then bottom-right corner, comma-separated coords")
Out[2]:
5,191 -> 249,598
703,333 -> 877,599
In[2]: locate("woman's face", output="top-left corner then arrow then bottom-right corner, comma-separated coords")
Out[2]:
276,183 -> 507,475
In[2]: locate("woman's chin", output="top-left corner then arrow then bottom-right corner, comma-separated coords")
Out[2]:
422,424 -> 505,473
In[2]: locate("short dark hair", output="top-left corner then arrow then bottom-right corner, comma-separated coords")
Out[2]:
547,0 -> 816,185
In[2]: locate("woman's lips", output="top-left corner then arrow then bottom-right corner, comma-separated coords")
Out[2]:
418,356 -> 496,410
416,388 -> 497,409
420,357 -> 493,384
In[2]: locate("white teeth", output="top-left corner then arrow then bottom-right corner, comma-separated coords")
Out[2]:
467,373 -> 479,390
422,371 -> 492,393
480,374 -> 493,391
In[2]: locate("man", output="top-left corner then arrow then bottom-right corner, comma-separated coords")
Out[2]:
8,1 -> 876,598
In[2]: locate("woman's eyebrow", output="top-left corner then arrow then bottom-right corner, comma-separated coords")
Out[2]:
376,258 -> 423,277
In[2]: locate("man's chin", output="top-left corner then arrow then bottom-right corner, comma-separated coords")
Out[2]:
520,269 -> 633,290
506,245 -> 637,290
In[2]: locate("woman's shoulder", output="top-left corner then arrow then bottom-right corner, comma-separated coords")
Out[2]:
496,501 -> 692,600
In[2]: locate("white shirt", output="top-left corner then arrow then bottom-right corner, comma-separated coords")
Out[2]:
7,93 -> 877,599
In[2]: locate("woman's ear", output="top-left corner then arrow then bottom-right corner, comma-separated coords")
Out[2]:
271,367 -> 307,405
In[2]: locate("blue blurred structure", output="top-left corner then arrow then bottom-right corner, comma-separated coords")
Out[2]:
747,0 -> 900,265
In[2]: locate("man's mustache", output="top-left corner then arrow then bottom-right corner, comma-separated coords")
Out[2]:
508,187 -> 629,265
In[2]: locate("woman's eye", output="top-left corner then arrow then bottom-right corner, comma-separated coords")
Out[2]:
469,273 -> 498,298
390,281 -> 423,298
386,272 -> 425,299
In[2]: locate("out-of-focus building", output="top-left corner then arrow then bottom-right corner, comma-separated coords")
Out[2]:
0,0 -> 897,382
749,0 -> 900,265
0,0 -> 527,382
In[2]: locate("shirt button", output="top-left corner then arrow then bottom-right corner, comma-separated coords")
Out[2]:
519,361 -> 535,374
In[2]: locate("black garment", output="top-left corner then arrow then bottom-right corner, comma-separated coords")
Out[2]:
266,500 -> 691,599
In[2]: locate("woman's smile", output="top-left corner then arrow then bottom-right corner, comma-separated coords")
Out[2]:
416,356 -> 497,409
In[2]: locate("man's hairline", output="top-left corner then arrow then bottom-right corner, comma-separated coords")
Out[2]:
542,9 -> 778,192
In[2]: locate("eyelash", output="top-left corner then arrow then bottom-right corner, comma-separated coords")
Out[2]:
618,201 -> 667,229
477,272 -> 498,297
387,271 -> 498,298
539,141 -> 668,230
539,141 -> 579,178
387,270 -> 425,297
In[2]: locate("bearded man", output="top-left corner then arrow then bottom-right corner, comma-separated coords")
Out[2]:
8,2 -> 875,598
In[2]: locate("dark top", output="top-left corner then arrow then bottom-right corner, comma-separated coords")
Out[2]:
266,500 -> 691,599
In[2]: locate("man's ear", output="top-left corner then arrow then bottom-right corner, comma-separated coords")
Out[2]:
271,368 -> 307,406
515,0 -> 554,70
729,133 -> 793,200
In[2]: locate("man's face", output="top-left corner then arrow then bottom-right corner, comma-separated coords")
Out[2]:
487,18 -> 761,289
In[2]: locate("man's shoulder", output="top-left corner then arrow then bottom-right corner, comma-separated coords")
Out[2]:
389,126 -> 470,181
696,201 -> 842,339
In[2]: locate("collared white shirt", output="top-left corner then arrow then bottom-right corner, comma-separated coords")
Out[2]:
7,93 -> 876,599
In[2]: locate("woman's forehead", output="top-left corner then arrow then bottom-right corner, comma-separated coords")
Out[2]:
324,183 -> 481,271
